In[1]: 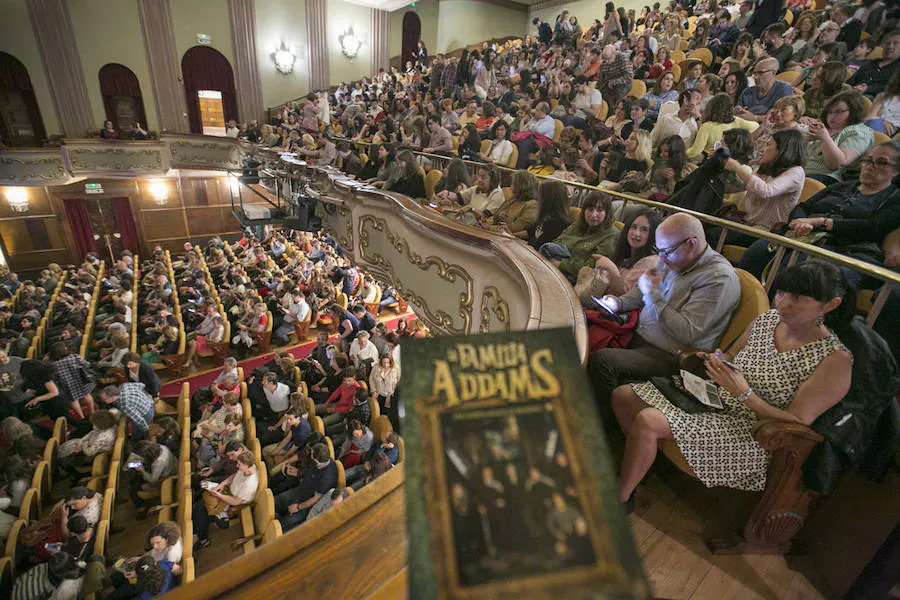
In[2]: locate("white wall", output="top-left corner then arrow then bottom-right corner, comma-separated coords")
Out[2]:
256,0 -> 309,110
436,0 -> 528,54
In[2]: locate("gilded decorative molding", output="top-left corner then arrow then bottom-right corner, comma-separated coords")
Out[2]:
358,214 -> 473,334
168,140 -> 243,169
68,147 -> 164,172
479,285 -> 511,334
0,154 -> 68,183
321,203 -> 354,250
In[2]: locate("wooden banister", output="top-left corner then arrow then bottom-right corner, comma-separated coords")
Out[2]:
162,465 -> 407,599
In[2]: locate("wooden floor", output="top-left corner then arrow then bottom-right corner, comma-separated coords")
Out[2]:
627,455 -> 900,600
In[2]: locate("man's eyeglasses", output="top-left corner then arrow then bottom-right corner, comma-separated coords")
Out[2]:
860,157 -> 897,169
753,69 -> 776,76
653,237 -> 695,257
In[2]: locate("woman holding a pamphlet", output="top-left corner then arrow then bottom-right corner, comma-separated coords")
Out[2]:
610,262 -> 854,508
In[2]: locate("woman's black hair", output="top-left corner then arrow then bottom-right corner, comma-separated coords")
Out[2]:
659,134 -> 686,177
47,551 -> 80,585
758,129 -> 808,177
68,486 -> 96,501
772,261 -> 856,335
49,341 -> 71,361
725,70 -> 748,101
67,515 -> 88,535
536,179 -> 572,225
135,554 -> 168,594
612,208 -> 662,267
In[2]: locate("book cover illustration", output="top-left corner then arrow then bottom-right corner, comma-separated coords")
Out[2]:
401,328 -> 648,600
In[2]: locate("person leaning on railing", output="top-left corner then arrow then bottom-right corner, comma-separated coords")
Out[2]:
541,191 -> 620,281
738,141 -> 900,282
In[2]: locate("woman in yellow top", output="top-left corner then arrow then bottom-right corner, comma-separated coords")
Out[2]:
686,93 -> 758,160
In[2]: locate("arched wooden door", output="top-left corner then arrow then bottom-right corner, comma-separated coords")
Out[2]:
181,46 -> 238,135
0,52 -> 46,147
98,63 -> 148,137
401,12 -> 421,68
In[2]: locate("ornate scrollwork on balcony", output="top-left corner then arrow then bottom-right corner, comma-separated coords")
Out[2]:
359,214 -> 473,335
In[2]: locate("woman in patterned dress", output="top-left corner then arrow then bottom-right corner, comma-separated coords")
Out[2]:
611,262 -> 854,505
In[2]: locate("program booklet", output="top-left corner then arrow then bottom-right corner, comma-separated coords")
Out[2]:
401,328 -> 649,600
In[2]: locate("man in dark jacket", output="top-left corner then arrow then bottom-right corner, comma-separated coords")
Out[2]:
534,17 -> 553,45
123,352 -> 162,398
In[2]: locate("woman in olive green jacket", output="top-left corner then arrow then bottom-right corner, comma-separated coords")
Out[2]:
552,191 -> 619,279
493,170 -> 540,234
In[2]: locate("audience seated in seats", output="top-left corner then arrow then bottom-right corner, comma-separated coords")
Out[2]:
21,487 -> 102,567
589,213 -> 741,405
105,554 -> 175,600
11,551 -> 83,600
803,90 -> 875,185
522,180 -> 572,250
741,141 -> 900,280
316,367 -> 360,430
384,150 -> 426,199
712,128 -> 808,244
541,191 -> 619,281
58,410 -> 118,481
125,440 -> 177,519
194,391 -> 243,465
193,450 -> 259,551
847,29 -> 900,97
492,170 -> 539,235
575,208 -> 662,307
274,443 -> 337,532
687,93 -> 759,160
611,262 -> 854,512
650,89 -> 701,149
350,304 -> 377,335
735,58 -> 794,122
304,486 -> 350,521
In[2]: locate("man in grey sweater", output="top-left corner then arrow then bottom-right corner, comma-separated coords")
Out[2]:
589,214 -> 741,405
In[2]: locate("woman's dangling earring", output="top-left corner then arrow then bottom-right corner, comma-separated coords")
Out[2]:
815,314 -> 825,327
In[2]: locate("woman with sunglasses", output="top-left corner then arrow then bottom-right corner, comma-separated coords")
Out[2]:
739,142 -> 900,280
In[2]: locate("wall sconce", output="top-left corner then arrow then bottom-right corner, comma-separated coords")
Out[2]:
4,188 -> 29,213
273,42 -> 296,75
339,28 -> 361,59
148,180 -> 168,205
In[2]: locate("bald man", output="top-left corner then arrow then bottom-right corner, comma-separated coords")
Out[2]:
734,58 -> 792,123
589,213 -> 741,405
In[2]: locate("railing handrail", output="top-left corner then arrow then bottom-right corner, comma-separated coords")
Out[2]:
325,135 -> 900,290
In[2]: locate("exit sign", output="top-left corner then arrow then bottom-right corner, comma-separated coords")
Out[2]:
197,33 -> 211,45
85,183 -> 104,194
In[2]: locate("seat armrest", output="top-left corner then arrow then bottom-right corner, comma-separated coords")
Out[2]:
752,418 -> 824,454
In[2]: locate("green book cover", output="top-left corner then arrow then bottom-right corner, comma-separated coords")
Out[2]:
401,328 -> 649,600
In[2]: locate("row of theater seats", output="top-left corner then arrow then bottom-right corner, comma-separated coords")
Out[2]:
21,272 -> 68,361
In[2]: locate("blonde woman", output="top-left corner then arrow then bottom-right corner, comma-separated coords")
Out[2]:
659,16 -> 683,52
599,129 -> 653,193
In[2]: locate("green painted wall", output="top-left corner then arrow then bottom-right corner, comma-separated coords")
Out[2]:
327,0 -> 373,87
0,0 -> 61,137
389,0 -> 439,63
436,0 -> 528,54
256,0 -> 309,110
68,0 -> 157,131
171,0 -> 236,73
